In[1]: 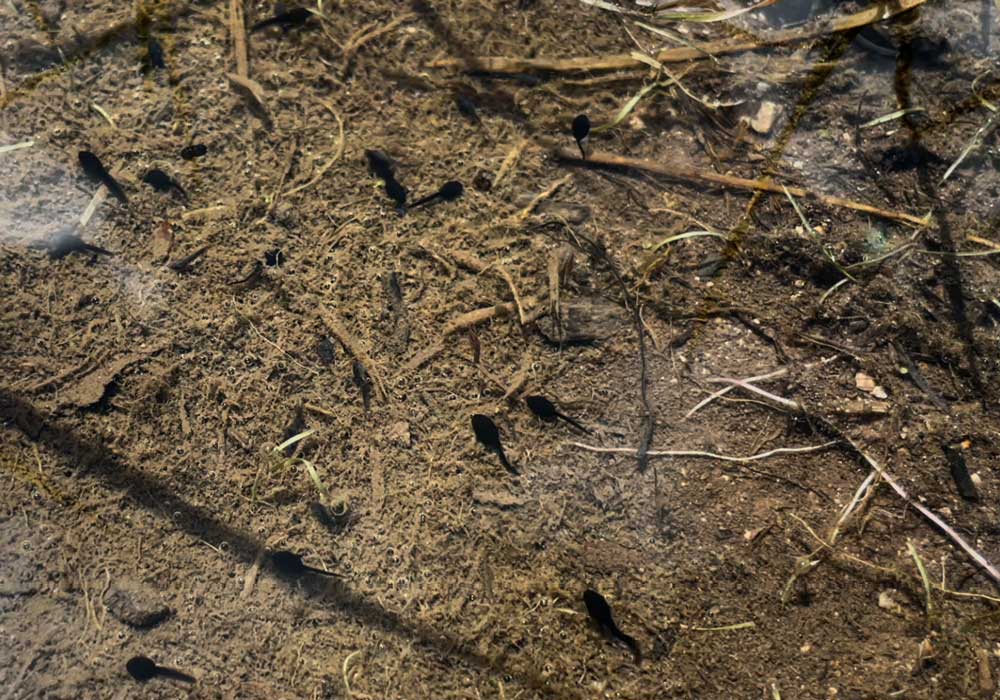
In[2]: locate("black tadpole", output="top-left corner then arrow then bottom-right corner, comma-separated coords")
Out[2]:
36,229 -> 114,260
410,180 -> 463,209
79,150 -> 128,205
365,149 -> 407,213
143,37 -> 166,71
250,7 -> 313,33
271,550 -> 339,578
180,144 -> 208,160
455,93 -> 481,124
142,168 -> 188,200
525,395 -> 591,434
471,414 -> 516,474
384,176 -> 408,212
126,655 -> 196,683
583,589 -> 641,665
572,114 -> 590,160
365,149 -> 395,181
168,246 -> 208,272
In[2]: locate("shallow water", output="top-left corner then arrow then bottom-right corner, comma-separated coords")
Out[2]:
2,1 -> 1000,698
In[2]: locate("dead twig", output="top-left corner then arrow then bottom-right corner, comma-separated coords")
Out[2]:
505,175 -> 572,226
789,512 -> 1000,605
260,136 -> 299,222
493,139 -> 529,189
553,148 -> 931,227
427,0 -> 928,73
79,187 -> 108,228
315,309 -> 387,401
240,547 -> 266,599
229,0 -> 249,78
687,368 -> 788,418
226,72 -> 269,116
284,104 -> 345,197
704,376 -> 800,410
342,14 -> 415,76
843,436 -> 1000,587
493,264 -> 527,325
442,296 -> 542,336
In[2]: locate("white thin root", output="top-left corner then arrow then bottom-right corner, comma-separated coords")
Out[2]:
569,441 -> 837,463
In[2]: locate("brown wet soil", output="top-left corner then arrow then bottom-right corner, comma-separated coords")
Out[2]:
3,0 -> 1000,698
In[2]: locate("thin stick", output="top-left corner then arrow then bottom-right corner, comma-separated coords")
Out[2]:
0,140 -> 33,155
686,368 -> 787,417
834,469 -> 877,535
685,621 -> 755,632
493,139 -> 528,188
240,312 -> 316,374
427,0 -> 927,73
79,187 -> 108,228
240,547 -> 266,599
940,106 -> 1000,183
230,0 -> 249,78
304,402 -> 338,417
441,296 -> 541,335
284,106 -> 345,197
226,72 -> 267,112
845,437 -> 1000,587
316,309 -> 387,400
397,342 -> 445,376
791,512 -> 1000,605
342,14 -> 415,74
554,148 -> 932,227
569,441 -> 837,462
262,137 -> 298,220
91,102 -> 115,128
494,264 -> 527,325
343,650 -> 362,697
704,376 -> 800,410
505,174 -> 572,226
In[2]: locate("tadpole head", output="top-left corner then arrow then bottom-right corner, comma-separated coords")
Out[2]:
78,150 -> 101,174
180,144 -> 208,160
264,249 -> 284,267
365,149 -> 394,180
583,589 -> 611,623
126,655 -> 158,681
142,169 -> 172,190
271,550 -> 306,576
385,177 -> 407,208
471,414 -> 500,448
572,114 -> 591,143
439,180 -> 464,201
456,93 -> 479,120
525,395 -> 557,420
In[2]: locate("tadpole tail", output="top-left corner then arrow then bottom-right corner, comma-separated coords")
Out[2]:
611,625 -> 641,665
622,633 -> 641,665
250,17 -> 279,33
576,139 -> 587,160
102,175 -> 129,205
83,243 -> 115,256
304,564 -> 341,578
409,193 -> 439,209
496,446 -> 518,475
157,667 -> 196,683
556,411 -> 591,435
